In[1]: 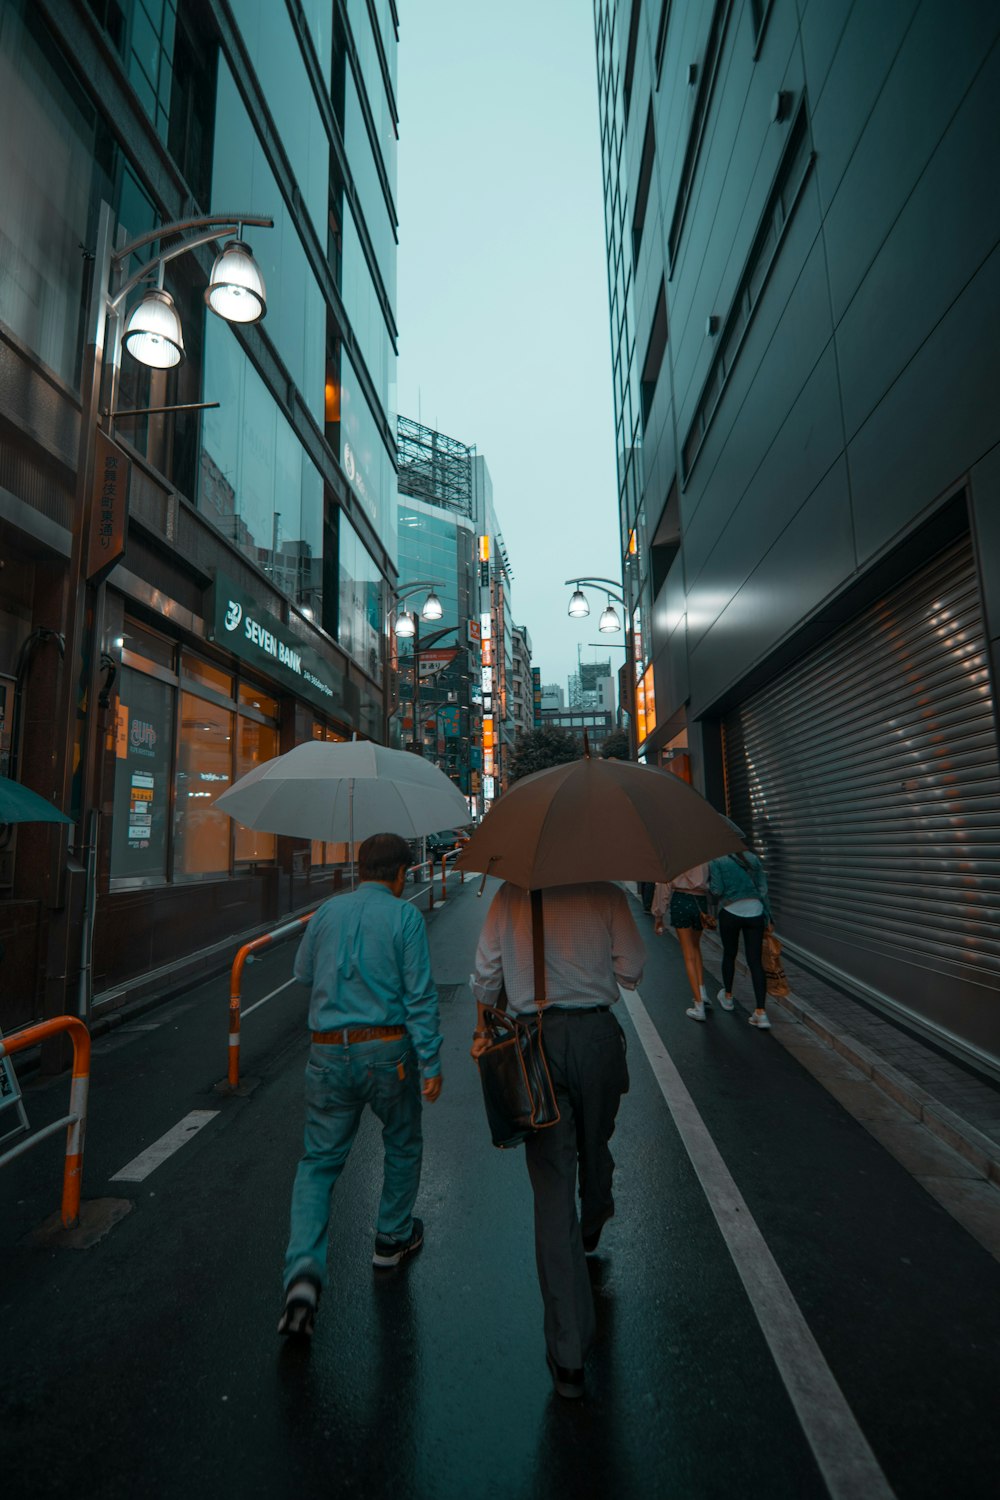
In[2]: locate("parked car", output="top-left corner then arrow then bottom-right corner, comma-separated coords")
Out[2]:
425,828 -> 470,858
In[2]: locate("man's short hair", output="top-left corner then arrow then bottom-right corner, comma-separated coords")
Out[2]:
358,832 -> 410,883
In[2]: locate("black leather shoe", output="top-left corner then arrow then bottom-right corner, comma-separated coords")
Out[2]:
546,1352 -> 585,1399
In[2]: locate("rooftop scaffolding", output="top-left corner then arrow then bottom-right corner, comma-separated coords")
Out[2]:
397,415 -> 475,516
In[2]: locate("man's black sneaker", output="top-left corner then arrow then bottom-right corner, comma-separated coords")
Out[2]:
277,1276 -> 320,1338
546,1352 -> 585,1399
372,1217 -> 424,1268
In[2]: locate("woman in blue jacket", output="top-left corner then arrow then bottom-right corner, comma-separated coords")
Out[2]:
708,850 -> 772,1030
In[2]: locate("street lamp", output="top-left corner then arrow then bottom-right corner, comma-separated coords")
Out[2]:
205,239 -> 268,322
60,202 -> 273,1025
565,577 -> 625,631
390,582 -> 451,755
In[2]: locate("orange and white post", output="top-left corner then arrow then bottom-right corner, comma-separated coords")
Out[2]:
0,1015 -> 91,1229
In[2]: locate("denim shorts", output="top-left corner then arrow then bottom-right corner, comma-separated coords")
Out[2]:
669,891 -> 708,929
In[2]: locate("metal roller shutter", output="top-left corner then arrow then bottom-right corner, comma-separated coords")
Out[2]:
723,533 -> 1000,1067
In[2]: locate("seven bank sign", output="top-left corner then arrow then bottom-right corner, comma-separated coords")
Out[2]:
210,574 -> 340,714
225,598 -> 304,674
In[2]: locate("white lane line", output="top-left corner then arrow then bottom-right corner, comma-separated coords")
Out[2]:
242,977 -> 297,1019
110,1110 -> 219,1183
621,988 -> 895,1500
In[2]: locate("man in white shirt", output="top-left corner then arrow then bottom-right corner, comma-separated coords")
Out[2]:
471,881 -> 645,1399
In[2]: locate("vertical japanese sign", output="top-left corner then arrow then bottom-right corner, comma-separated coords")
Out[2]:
86,429 -> 130,583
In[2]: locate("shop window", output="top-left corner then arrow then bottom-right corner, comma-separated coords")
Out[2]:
122,619 -> 175,673
182,655 -> 233,697
310,723 -> 346,867
234,715 -> 277,861
174,692 -> 233,876
110,667 -> 174,882
239,683 -> 278,718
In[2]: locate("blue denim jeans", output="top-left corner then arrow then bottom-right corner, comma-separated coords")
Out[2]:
283,1038 -> 423,1291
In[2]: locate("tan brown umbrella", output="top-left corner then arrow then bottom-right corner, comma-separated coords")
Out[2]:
456,754 -> 743,889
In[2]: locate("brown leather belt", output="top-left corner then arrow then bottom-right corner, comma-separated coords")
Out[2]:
311,1026 -> 406,1045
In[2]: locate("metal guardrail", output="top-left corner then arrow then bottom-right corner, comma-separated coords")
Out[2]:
0,1016 -> 91,1229
227,912 -> 316,1089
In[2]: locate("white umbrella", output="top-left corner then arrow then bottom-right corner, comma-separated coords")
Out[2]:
216,740 -> 470,847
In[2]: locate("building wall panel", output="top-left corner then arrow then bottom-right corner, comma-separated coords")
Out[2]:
848,242 -> 1000,564
835,45 -> 1000,442
689,456 -> 855,713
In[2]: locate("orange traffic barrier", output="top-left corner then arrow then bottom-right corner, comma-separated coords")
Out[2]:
406,860 -> 436,910
228,912 -> 315,1089
439,849 -> 466,901
0,1016 -> 91,1229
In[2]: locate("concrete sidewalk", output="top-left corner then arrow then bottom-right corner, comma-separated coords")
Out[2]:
633,894 -> 1000,1259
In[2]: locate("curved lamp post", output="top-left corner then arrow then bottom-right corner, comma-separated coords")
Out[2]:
564,576 -> 626,634
61,203 -> 273,1024
390,582 -> 451,754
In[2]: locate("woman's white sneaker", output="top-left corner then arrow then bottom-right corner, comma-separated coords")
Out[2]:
749,1011 -> 771,1029
716,989 -> 735,1011
686,1002 -> 707,1022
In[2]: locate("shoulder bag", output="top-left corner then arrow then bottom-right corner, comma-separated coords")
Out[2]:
477,889 -> 561,1149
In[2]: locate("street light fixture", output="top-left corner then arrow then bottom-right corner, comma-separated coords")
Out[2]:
205,239 -> 268,323
599,601 -> 622,634
421,589 -> 443,622
59,201 -> 274,1025
565,576 -> 625,630
122,285 -> 185,368
395,609 -> 416,639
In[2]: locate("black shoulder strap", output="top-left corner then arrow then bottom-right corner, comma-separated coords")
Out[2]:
531,888 -> 547,1008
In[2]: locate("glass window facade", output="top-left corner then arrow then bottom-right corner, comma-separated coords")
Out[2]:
200,321 -> 323,614
345,0 -> 397,199
211,59 -> 325,422
228,0 -> 328,239
344,65 -> 396,301
340,347 -> 397,556
338,512 -> 384,682
301,0 -> 332,84
342,197 -> 395,422
174,691 -> 233,876
0,2 -> 97,388
234,714 -> 277,861
111,626 -> 284,885
110,667 -> 174,881
397,504 -> 463,629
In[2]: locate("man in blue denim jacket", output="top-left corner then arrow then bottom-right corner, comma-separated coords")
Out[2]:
278,832 -> 443,1337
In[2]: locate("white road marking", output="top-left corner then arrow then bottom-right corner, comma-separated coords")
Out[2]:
110,1110 -> 219,1183
621,987 -> 895,1500
242,978 -> 297,1019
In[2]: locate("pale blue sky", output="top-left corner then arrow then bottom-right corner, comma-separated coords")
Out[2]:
396,1 -> 625,692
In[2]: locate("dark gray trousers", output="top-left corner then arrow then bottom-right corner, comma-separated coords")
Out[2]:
524,1007 -> 630,1368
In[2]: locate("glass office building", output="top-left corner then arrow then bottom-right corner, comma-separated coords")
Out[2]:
0,0 -> 399,1026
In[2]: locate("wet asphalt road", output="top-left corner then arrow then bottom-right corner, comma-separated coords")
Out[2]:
2,879 -> 999,1499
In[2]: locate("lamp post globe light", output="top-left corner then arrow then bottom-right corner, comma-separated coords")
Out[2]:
59,202 -> 273,1022
599,601 -> 622,634
565,577 -> 625,631
390,582 -> 450,755
205,239 -> 268,322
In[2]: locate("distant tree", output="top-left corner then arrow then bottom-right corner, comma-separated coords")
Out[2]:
508,726 -> 581,783
601,728 -> 631,761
